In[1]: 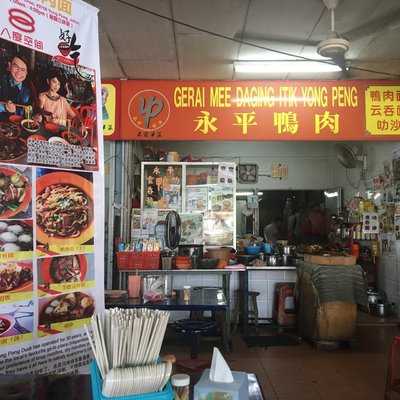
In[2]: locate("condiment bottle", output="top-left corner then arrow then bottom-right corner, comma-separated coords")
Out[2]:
171,374 -> 190,400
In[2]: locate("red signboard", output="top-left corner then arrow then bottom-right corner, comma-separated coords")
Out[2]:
106,80 -> 400,141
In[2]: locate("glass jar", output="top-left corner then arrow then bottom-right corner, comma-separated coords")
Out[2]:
183,286 -> 191,302
171,374 -> 190,400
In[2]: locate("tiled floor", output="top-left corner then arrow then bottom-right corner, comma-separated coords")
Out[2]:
164,322 -> 400,400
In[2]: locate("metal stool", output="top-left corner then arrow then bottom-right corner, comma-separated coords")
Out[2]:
174,319 -> 217,359
233,291 -> 260,333
385,336 -> 400,399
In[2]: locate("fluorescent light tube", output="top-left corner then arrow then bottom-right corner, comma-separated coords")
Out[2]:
324,191 -> 338,198
234,60 -> 341,73
236,192 -> 254,196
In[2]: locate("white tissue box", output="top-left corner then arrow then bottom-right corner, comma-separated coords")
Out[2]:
194,369 -> 249,400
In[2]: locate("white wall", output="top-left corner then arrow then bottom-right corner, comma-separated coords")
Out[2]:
168,269 -> 297,321
153,141 -> 335,190
330,142 -> 397,202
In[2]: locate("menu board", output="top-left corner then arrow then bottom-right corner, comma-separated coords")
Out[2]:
144,164 -> 182,210
0,0 -> 104,375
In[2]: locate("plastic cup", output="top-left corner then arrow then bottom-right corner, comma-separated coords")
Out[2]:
128,275 -> 141,298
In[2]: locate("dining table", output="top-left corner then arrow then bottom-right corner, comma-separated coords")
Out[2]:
106,287 -> 232,352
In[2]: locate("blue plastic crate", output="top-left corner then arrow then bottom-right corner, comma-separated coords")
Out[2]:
90,361 -> 173,400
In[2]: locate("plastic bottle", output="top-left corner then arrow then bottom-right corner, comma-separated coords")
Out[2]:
171,374 -> 190,400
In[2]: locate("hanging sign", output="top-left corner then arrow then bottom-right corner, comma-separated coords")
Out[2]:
0,0 -> 104,375
107,80 -> 400,141
102,80 -> 120,137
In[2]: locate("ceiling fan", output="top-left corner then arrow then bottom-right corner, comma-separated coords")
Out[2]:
315,0 -> 349,70
236,0 -> 400,72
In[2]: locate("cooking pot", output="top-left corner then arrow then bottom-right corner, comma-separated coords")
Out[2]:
245,245 -> 261,255
282,254 -> 292,266
268,255 -> 282,266
369,302 -> 395,318
367,288 -> 386,304
283,246 -> 295,256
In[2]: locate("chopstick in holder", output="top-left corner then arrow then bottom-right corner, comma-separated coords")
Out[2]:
85,308 -> 171,379
84,324 -> 106,380
152,312 -> 169,363
89,316 -> 108,378
136,314 -> 150,365
143,315 -> 160,364
96,314 -> 110,373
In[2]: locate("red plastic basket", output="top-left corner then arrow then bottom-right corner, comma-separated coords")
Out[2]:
116,251 -> 133,269
116,251 -> 160,270
142,251 -> 160,270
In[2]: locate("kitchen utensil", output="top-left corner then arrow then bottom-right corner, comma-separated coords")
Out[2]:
105,290 -> 128,303
206,247 -> 233,263
282,254 -> 291,266
268,255 -> 282,266
175,256 -> 191,270
190,254 -> 200,269
21,119 -> 40,133
161,256 -> 173,270
245,245 -> 261,255
178,244 -> 203,258
283,245 -> 294,256
369,302 -> 394,318
263,243 -> 273,254
367,288 -> 387,305
198,258 -> 219,269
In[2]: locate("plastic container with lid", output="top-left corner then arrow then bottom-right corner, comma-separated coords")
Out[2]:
171,374 -> 190,400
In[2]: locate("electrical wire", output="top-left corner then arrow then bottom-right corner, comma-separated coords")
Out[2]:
110,0 -> 400,79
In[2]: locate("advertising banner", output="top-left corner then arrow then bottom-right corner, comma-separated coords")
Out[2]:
108,80 -> 400,141
0,0 -> 104,375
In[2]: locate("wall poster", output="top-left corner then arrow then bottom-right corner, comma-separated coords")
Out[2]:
0,0 -> 104,375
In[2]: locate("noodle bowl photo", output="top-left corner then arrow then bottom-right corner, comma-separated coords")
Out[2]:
36,184 -> 89,238
36,171 -> 94,247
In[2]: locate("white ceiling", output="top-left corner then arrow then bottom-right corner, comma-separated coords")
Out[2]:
89,0 -> 400,80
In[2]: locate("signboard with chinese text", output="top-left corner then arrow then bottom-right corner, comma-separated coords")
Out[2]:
108,80 -> 400,141
0,0 -> 104,377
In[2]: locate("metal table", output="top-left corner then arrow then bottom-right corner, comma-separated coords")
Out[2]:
0,372 -> 265,399
106,287 -> 231,351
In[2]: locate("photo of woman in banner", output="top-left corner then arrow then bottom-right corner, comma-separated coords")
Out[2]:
36,69 -> 77,127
